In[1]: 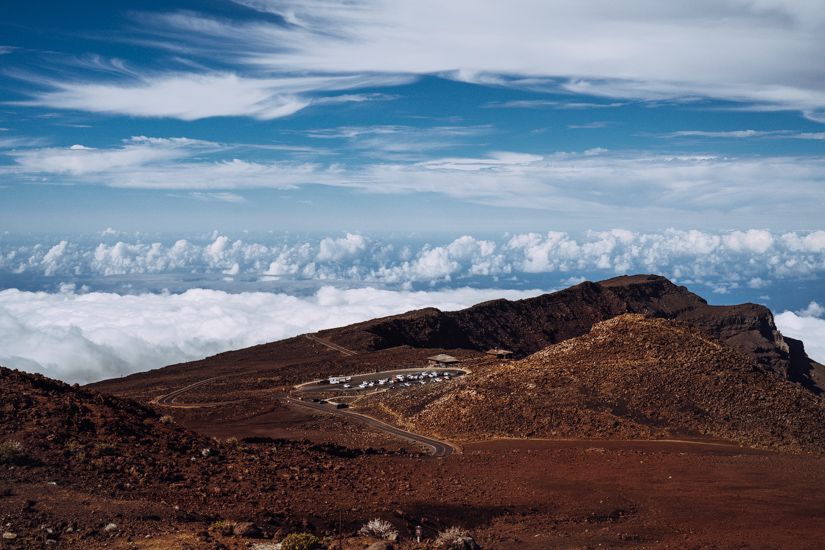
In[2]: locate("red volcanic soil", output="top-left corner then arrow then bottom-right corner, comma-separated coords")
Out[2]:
4,364 -> 825,548
10,275 -> 825,548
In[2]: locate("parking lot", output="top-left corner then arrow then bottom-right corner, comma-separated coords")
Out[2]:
296,367 -> 466,394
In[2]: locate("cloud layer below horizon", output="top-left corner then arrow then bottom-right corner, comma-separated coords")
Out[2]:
1,228 -> 824,384
0,286 -> 544,384
1,284 -> 822,386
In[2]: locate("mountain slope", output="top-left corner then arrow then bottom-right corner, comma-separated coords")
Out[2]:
358,315 -> 825,453
0,366 -> 454,546
91,274 -> 824,408
318,274 -> 825,393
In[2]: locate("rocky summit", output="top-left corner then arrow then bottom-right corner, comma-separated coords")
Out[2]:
359,314 -> 825,454
322,274 -> 824,392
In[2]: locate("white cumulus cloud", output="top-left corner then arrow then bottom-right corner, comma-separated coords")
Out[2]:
317,233 -> 369,262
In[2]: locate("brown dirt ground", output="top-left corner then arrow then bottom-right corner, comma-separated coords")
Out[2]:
27,298 -> 825,549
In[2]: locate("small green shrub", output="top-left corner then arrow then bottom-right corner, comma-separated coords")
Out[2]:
280,532 -> 320,550
211,520 -> 234,529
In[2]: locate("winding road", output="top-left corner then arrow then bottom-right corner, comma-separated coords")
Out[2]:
153,372 -> 457,456
279,394 -> 456,456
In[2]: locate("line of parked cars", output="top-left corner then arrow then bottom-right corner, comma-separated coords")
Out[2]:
355,371 -> 452,389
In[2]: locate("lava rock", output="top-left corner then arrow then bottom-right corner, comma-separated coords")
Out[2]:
232,522 -> 262,538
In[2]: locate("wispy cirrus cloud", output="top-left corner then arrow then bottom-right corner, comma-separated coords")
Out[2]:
4,137 -> 216,175
299,125 -> 492,158
188,192 -> 248,203
14,71 -> 413,120
1,136 -> 331,189
568,122 -> 614,129
4,141 -> 825,227
662,130 -> 825,140
10,1 -> 825,120
486,100 -> 624,109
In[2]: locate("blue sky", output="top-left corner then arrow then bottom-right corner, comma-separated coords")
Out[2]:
3,0 -> 825,234
1,1 -> 824,382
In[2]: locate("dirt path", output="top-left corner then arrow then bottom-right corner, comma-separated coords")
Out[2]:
304,333 -> 357,356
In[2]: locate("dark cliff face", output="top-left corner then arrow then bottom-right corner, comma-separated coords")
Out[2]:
322,274 -> 825,394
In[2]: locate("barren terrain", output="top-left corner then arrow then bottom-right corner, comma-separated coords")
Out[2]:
5,275 -> 825,548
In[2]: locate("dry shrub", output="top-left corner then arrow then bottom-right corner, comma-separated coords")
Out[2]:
435,526 -> 471,548
358,518 -> 398,539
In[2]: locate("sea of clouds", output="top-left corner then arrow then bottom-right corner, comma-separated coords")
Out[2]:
0,286 -> 545,384
1,228 -> 823,384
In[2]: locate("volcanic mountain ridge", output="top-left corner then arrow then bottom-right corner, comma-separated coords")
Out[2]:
91,274 -> 825,406
319,274 -> 823,392
356,314 -> 825,454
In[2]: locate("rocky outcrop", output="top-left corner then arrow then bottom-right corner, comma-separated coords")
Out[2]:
320,274 -> 824,393
361,315 -> 825,454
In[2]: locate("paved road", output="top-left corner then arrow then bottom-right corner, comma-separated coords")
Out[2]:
280,395 -> 456,457
152,373 -> 457,456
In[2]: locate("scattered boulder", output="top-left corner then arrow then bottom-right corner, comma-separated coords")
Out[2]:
233,522 -> 263,538
456,535 -> 480,550
367,541 -> 394,550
